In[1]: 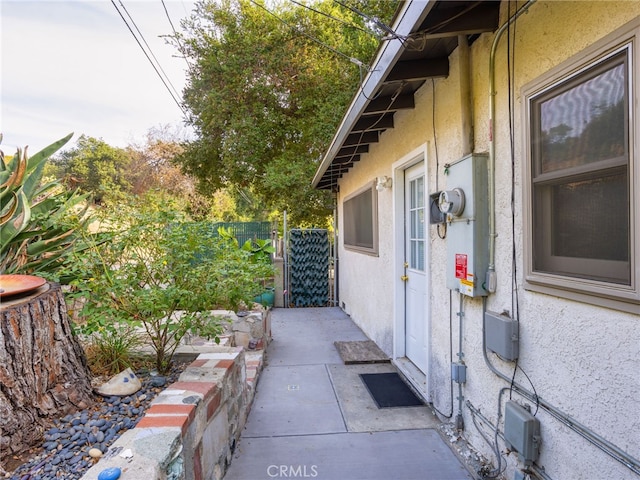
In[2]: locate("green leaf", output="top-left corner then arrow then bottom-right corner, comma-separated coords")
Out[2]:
22,133 -> 73,199
0,190 -> 30,251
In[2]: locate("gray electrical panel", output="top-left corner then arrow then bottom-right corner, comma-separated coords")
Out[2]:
442,153 -> 489,297
504,401 -> 541,466
485,310 -> 519,361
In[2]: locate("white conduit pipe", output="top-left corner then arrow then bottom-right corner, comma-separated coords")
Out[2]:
482,301 -> 640,475
487,0 -> 537,292
485,2 -> 640,475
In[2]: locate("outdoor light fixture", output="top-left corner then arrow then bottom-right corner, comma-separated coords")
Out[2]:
376,175 -> 392,192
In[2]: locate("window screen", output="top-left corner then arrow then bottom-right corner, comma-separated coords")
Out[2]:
343,183 -> 378,254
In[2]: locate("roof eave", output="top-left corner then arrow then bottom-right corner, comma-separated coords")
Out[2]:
311,0 -> 435,189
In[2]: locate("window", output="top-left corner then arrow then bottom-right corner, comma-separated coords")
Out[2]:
409,174 -> 425,271
343,182 -> 378,255
523,20 -> 639,313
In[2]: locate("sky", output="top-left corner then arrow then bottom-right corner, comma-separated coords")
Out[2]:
1,0 -> 196,155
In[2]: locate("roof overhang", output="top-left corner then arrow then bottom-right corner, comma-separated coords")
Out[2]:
312,0 -> 501,190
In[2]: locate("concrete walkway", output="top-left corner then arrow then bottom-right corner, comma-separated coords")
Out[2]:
223,307 -> 473,480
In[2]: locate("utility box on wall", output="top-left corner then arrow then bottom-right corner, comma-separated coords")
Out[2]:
440,153 -> 489,297
504,401 -> 541,466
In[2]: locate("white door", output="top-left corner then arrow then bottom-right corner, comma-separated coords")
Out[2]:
404,163 -> 428,373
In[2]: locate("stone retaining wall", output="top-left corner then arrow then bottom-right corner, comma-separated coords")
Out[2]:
80,341 -> 265,480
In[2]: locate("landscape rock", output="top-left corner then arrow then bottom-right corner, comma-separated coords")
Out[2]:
95,369 -> 141,397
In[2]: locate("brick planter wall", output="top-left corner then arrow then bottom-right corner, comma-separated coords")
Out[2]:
80,346 -> 264,480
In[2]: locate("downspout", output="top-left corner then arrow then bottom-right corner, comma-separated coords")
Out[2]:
484,2 -> 640,475
458,35 -> 473,156
481,2 -> 640,476
283,211 -> 288,308
486,0 -> 536,292
332,190 -> 339,306
455,293 -> 466,430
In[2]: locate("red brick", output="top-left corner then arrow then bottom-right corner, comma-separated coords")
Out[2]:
189,359 -> 208,368
170,381 -> 217,402
136,415 -> 190,436
146,403 -> 195,421
206,390 -> 223,420
215,359 -> 234,370
194,444 -> 203,480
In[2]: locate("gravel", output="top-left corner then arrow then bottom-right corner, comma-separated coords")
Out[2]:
7,364 -> 184,480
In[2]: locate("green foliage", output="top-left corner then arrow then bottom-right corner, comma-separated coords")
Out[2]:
177,0 -> 398,226
0,133 -> 92,275
84,325 -> 147,376
65,201 -> 275,374
241,237 -> 275,265
52,135 -> 132,204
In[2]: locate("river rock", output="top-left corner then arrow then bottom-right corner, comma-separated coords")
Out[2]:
95,368 -> 142,396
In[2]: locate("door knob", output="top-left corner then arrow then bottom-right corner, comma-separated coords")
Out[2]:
401,275 -> 409,282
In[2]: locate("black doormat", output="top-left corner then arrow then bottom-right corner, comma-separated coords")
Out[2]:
360,372 -> 424,408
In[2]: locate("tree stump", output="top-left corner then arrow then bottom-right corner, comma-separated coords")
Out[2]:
0,282 -> 94,464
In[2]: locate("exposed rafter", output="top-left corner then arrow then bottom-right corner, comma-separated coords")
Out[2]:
352,114 -> 394,133
363,94 -> 415,115
336,145 -> 369,157
385,58 -> 449,83
343,131 -> 379,146
313,1 -> 501,191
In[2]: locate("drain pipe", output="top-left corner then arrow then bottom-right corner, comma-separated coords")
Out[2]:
486,0 -> 537,293
485,3 -> 640,475
454,293 -> 466,430
332,190 -> 339,306
458,34 -> 473,156
482,302 -> 640,475
283,210 -> 288,308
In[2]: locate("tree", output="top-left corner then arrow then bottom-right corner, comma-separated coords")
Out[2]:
0,135 -> 94,462
177,0 -> 398,225
52,135 -> 131,204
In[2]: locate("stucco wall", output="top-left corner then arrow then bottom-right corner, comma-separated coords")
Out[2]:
336,2 -> 639,479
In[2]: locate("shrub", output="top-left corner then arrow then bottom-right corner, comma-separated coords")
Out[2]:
66,200 -> 274,374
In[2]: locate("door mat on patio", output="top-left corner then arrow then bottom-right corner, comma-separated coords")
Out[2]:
360,372 -> 424,408
334,340 -> 390,364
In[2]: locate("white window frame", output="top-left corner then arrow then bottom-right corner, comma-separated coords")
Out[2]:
522,18 -> 640,314
343,181 -> 379,255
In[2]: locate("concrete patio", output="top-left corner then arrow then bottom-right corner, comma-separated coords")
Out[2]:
223,307 -> 473,480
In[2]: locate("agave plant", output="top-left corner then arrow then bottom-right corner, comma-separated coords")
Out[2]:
0,133 -> 91,275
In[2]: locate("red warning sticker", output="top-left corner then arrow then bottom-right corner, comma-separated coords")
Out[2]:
455,254 -> 467,279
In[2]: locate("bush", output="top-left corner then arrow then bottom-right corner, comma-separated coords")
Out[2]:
65,200 -> 275,374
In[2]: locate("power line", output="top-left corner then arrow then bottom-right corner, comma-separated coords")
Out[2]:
332,0 -> 398,38
117,0 -> 183,100
160,0 -> 195,75
110,0 -> 187,116
287,0 -> 380,39
248,0 -> 369,70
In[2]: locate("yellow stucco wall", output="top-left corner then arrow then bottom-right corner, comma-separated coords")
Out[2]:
336,2 -> 639,479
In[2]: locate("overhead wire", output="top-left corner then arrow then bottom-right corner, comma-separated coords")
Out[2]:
248,0 -> 369,70
118,0 -> 183,100
110,0 -> 187,116
160,0 -> 195,75
332,0 -> 397,38
287,0 -> 380,39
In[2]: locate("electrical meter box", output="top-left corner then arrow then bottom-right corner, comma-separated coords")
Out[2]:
504,401 -> 541,466
441,153 -> 489,297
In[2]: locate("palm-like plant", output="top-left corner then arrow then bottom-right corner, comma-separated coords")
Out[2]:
0,133 -> 90,275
